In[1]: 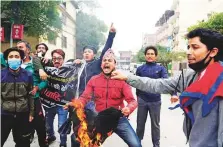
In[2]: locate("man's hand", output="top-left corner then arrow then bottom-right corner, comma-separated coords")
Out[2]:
39,69 -> 48,80
121,107 -> 130,116
109,23 -> 116,33
64,99 -> 83,110
29,115 -> 34,122
30,86 -> 39,96
42,58 -> 49,64
111,70 -> 128,81
170,95 -> 179,104
73,59 -> 82,64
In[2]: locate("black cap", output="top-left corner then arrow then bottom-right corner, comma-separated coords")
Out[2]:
3,47 -> 25,60
83,46 -> 97,54
35,43 -> 49,51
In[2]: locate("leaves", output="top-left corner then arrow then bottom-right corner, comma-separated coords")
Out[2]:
188,12 -> 223,34
1,1 -> 62,39
76,11 -> 108,57
135,45 -> 186,68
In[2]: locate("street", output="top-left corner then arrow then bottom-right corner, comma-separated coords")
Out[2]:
4,70 -> 188,147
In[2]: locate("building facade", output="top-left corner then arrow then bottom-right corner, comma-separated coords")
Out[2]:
43,1 -> 78,60
1,1 -> 78,61
116,51 -> 132,69
142,33 -> 156,47
155,0 -> 223,52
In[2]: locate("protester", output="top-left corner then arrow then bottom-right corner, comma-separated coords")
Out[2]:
135,46 -> 168,147
67,49 -> 141,147
111,28 -> 223,147
74,23 -> 116,96
68,23 -> 116,146
43,49 -> 69,147
17,41 -> 49,147
1,47 -> 34,147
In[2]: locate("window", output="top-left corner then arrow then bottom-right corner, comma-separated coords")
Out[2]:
62,2 -> 66,8
61,35 -> 67,48
62,13 -> 67,24
49,39 -> 56,45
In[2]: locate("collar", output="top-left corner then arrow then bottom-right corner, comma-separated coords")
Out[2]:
21,56 -> 33,69
146,62 -> 156,65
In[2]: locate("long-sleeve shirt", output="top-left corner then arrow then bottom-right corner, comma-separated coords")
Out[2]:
1,68 -> 34,117
21,56 -> 47,98
78,32 -> 116,96
79,73 -> 137,114
136,62 -> 168,102
126,64 -> 223,147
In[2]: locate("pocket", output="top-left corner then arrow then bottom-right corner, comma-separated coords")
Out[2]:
138,97 -> 146,106
17,83 -> 28,96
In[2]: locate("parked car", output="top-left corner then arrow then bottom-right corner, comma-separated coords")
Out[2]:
130,63 -> 142,74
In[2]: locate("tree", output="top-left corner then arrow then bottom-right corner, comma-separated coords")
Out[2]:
1,1 -> 62,40
135,45 -> 187,69
76,11 -> 108,58
188,12 -> 223,34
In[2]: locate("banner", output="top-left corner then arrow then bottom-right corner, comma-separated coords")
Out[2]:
12,24 -> 24,39
40,62 -> 81,107
0,27 -> 5,41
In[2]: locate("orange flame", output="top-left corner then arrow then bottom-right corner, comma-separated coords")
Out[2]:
72,100 -> 103,147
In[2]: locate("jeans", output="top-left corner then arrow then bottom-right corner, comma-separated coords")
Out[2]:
136,98 -> 161,147
44,106 -> 68,145
71,117 -> 141,147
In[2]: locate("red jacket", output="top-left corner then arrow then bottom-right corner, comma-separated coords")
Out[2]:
79,73 -> 137,114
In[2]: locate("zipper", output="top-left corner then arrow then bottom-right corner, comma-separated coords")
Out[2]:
84,63 -> 88,88
106,78 -> 109,108
14,76 -> 17,118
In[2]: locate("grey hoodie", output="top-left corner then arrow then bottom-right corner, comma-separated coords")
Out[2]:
126,69 -> 223,147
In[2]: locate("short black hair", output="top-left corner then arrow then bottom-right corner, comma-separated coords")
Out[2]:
17,40 -> 31,50
187,28 -> 223,61
83,45 -> 97,54
144,46 -> 158,56
3,47 -> 25,60
35,43 -> 48,51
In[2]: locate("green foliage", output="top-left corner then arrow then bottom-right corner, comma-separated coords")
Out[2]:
135,45 -> 187,68
188,12 -> 223,34
1,1 -> 62,39
76,11 -> 108,54
76,0 -> 100,10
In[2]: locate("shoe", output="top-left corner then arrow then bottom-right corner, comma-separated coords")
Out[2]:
30,131 -> 35,143
59,144 -> 67,147
46,136 -> 56,145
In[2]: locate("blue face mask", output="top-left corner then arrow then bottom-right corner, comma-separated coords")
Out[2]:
8,59 -> 22,70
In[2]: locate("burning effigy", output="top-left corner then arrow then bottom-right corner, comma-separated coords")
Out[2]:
59,99 -> 123,147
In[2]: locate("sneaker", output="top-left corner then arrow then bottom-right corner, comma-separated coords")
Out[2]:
59,144 -> 67,147
46,136 -> 56,145
30,131 -> 35,143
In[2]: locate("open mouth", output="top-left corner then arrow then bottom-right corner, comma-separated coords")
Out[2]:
103,65 -> 111,72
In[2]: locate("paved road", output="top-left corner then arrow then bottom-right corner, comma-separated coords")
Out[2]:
4,70 -> 189,147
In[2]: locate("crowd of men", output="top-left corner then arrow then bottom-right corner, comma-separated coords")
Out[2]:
1,27 -> 223,147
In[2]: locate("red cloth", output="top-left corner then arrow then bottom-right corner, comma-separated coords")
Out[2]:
79,73 -> 137,114
182,62 -> 223,104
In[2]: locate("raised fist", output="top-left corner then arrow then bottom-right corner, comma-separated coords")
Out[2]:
109,23 -> 116,33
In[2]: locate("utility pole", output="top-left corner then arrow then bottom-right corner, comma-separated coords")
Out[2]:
10,1 -> 19,47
